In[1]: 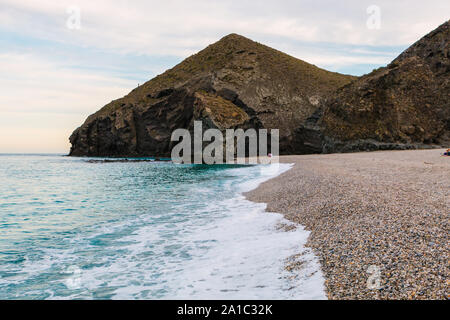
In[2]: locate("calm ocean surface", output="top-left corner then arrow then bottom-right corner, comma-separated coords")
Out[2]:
0,154 -> 324,299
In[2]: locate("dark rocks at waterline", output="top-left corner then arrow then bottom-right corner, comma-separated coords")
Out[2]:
85,158 -> 171,163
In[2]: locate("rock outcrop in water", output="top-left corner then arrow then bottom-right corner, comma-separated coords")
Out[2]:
296,20 -> 450,153
69,34 -> 355,157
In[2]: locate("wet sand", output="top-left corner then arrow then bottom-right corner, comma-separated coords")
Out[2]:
245,149 -> 449,299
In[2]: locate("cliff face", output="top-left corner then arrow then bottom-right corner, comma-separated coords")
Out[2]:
70,22 -> 449,157
304,20 -> 449,153
69,34 -> 355,157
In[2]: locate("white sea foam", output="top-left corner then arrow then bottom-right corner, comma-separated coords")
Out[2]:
161,163 -> 327,299
63,163 -> 326,299
0,157 -> 326,300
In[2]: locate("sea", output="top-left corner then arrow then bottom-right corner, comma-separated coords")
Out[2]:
0,154 -> 325,299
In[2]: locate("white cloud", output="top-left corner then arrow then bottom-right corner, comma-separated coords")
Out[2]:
302,54 -> 393,69
1,0 -> 448,56
0,53 -> 136,152
0,53 -> 135,113
0,114 -> 75,153
0,0 -> 448,152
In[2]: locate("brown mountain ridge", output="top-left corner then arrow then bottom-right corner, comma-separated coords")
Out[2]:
296,20 -> 449,153
69,22 -> 449,157
69,34 -> 355,157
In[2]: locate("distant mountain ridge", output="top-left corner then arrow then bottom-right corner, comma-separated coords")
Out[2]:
69,34 -> 355,157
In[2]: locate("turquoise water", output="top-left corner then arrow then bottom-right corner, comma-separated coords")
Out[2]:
0,154 -> 325,299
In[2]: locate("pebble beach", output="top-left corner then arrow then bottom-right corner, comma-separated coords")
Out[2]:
246,149 -> 449,299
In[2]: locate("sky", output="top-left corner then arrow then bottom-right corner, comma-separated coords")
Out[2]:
0,1 -> 448,153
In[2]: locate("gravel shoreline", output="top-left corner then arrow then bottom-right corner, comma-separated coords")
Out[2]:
245,149 -> 449,299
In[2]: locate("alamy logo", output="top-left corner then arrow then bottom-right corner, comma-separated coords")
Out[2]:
171,121 -> 279,164
66,6 -> 81,30
65,265 -> 82,289
366,265 -> 382,289
366,5 -> 381,30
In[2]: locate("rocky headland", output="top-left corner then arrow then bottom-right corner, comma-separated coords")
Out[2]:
69,20 -> 449,158
69,34 -> 354,157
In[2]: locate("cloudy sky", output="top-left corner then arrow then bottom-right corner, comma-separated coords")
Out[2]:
0,0 -> 448,153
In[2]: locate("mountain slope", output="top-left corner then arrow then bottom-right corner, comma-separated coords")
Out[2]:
69,34 -> 355,157
311,20 -> 449,152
